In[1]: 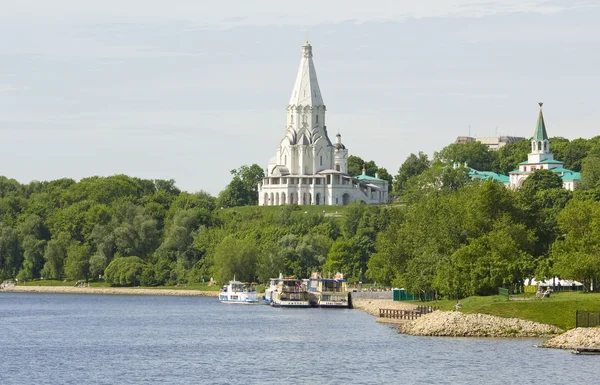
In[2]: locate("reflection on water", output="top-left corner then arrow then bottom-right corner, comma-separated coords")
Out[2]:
0,293 -> 597,385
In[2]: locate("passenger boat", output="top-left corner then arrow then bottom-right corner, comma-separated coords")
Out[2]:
218,280 -> 259,304
308,273 -> 350,308
263,278 -> 278,304
270,277 -> 310,308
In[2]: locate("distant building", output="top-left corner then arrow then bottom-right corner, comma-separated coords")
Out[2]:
257,41 -> 388,206
455,135 -> 526,151
508,103 -> 580,190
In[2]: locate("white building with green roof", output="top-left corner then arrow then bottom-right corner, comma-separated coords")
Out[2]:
258,42 -> 389,206
509,103 -> 581,190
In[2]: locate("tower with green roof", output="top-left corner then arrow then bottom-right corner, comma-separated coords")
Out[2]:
528,102 -> 553,164
509,103 -> 580,190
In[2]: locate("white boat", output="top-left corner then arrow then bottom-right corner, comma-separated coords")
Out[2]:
271,277 -> 310,308
218,281 -> 259,304
263,278 -> 278,304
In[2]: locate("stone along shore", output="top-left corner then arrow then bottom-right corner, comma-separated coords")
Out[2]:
541,328 -> 600,349
1,285 -> 219,297
398,311 -> 561,337
353,299 -> 561,338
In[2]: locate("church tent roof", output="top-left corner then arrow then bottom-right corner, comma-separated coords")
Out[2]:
288,42 -> 323,107
533,103 -> 549,141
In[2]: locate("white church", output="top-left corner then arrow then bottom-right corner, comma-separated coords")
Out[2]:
258,42 -> 389,206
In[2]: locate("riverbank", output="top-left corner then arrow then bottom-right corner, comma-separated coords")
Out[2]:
0,285 -> 219,297
398,310 -> 561,337
541,328 -> 600,349
352,298 -> 418,316
354,298 -> 562,338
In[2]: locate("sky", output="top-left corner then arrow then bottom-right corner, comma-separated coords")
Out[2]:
1,1 -> 599,195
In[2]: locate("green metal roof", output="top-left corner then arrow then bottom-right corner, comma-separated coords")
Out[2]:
468,169 -> 510,184
355,174 -> 386,182
549,167 -> 571,173
533,104 -> 549,141
561,172 -> 581,181
519,159 -> 562,165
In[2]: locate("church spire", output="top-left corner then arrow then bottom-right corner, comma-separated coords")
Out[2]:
528,102 -> 553,163
288,41 -> 324,107
533,102 -> 549,141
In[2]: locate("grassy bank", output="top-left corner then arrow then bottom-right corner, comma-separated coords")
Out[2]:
410,292 -> 600,330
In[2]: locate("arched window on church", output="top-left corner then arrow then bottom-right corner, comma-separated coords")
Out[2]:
335,164 -> 340,171
316,115 -> 319,123
320,156 -> 323,166
284,155 -> 287,165
290,114 -> 294,124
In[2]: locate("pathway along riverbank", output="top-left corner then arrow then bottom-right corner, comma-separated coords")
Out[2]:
1,285 -> 219,297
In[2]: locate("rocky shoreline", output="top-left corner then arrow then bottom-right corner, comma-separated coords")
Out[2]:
541,327 -> 600,349
0,285 -> 219,297
354,298 -> 564,339
398,310 -> 561,338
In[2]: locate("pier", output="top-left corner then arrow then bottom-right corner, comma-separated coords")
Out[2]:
378,306 -> 439,322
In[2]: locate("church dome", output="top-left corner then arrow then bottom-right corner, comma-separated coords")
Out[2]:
333,133 -> 346,149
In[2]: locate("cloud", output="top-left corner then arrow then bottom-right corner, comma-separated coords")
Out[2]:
3,0 -> 599,27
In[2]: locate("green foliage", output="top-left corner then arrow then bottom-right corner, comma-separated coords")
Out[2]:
217,164 -> 264,208
104,256 -> 147,286
435,141 -> 496,171
65,243 -> 91,280
552,199 -> 600,292
211,236 -> 258,284
493,139 -> 531,174
393,152 -> 430,197
2,133 -> 600,293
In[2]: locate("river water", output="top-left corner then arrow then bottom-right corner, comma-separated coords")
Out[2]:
0,293 -> 597,384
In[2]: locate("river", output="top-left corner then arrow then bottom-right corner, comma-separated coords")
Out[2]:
0,293 -> 596,384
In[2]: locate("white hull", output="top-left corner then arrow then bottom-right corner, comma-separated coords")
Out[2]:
271,300 -> 311,308
317,300 -> 349,308
218,280 -> 259,304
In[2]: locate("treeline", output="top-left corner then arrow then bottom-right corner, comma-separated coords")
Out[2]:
0,172 -> 387,288
1,136 -> 600,296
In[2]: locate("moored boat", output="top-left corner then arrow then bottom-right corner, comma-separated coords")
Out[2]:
263,278 -> 278,304
271,277 -> 310,308
218,281 -> 259,304
308,273 -> 350,308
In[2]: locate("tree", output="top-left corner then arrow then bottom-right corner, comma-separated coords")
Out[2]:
65,243 -> 91,281
0,224 -> 21,280
41,239 -> 67,280
562,138 -> 588,172
393,152 -> 431,196
552,200 -> 600,292
435,141 -> 496,171
519,169 -> 563,197
493,139 -> 530,174
217,164 -> 265,207
323,238 -> 362,280
211,236 -> 258,283
89,254 -> 107,280
347,155 -> 380,177
104,256 -> 147,286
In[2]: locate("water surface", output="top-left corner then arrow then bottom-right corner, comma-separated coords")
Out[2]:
0,293 -> 596,384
